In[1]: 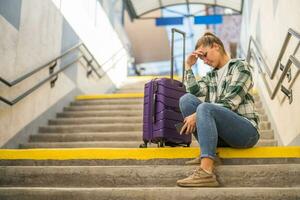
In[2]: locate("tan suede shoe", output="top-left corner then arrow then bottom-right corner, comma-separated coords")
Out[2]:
185,157 -> 201,165
177,167 -> 219,187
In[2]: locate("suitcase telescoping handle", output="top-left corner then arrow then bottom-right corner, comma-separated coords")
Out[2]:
171,28 -> 186,82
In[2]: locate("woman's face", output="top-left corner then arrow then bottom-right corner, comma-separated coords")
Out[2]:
195,43 -> 222,68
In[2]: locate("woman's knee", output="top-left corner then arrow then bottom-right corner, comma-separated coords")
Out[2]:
179,93 -> 196,107
196,102 -> 214,114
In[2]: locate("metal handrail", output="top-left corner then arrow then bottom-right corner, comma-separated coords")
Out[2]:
246,28 -> 300,102
81,43 -> 103,72
98,47 -> 125,67
0,56 -> 82,105
0,43 -> 82,87
271,29 -> 300,79
271,55 -> 300,100
0,42 -> 127,105
82,46 -> 126,78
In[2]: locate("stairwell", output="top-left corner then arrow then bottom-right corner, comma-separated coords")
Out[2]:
20,78 -> 277,148
0,77 -> 299,199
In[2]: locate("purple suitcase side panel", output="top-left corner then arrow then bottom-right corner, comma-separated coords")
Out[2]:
153,119 -> 181,130
156,84 -> 186,99
144,94 -> 182,111
143,80 -> 154,142
144,110 -> 183,127
143,78 -> 191,145
152,129 -> 190,144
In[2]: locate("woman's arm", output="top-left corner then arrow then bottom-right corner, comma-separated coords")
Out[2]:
185,69 -> 208,97
184,51 -> 209,97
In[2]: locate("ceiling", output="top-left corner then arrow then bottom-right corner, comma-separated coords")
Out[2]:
125,0 -> 244,19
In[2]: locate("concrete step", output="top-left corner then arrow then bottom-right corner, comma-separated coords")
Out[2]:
64,105 -> 143,112
0,164 -> 299,187
71,98 -> 143,106
120,84 -> 146,89
258,130 -> 274,139
259,122 -> 271,130
30,132 -> 142,142
20,139 -> 276,148
255,139 -> 277,146
120,81 -> 149,89
255,101 -> 263,109
2,157 -> 299,166
1,187 -> 299,200
121,82 -> 148,87
57,111 -> 267,123
255,108 -> 265,115
19,141 -> 181,148
63,107 -> 267,122
255,101 -> 263,108
39,124 -> 142,133
48,117 -> 142,125
116,88 -> 145,93
57,110 -> 143,118
259,114 -> 268,121
31,130 -> 273,143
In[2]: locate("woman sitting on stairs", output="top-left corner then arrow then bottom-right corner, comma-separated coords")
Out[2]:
177,32 -> 259,187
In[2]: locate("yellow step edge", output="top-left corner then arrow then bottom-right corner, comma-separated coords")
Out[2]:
76,93 -> 144,100
0,147 -> 299,160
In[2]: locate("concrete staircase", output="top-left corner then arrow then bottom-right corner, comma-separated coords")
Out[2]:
0,77 -> 299,199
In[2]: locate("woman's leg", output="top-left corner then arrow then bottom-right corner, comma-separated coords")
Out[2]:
179,93 -> 203,117
177,102 -> 259,187
196,102 -> 259,162
179,94 -> 231,147
179,93 -> 202,141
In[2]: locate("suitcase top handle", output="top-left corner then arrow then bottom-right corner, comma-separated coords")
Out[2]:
171,28 -> 186,83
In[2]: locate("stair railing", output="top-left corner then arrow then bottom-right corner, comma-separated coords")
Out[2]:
246,28 -> 300,104
0,43 -> 127,105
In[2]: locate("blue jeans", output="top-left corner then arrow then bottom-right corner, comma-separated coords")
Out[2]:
179,93 -> 259,160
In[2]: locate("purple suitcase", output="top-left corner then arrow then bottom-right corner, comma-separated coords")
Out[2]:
140,28 -> 191,148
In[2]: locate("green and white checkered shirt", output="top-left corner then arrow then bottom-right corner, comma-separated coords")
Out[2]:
184,59 -> 259,129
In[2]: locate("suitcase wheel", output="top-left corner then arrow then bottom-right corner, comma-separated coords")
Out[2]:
139,143 -> 147,148
185,143 -> 191,147
139,141 -> 148,148
157,139 -> 165,148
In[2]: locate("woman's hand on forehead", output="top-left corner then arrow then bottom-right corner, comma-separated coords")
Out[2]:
194,49 -> 205,56
191,52 -> 199,58
193,50 -> 207,60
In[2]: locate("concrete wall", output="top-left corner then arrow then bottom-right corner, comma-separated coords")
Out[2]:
240,0 -> 300,145
0,0 -> 130,147
54,0 -> 129,89
215,15 -> 242,58
124,10 -> 170,64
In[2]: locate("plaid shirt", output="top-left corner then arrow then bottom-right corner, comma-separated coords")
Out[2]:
184,59 -> 259,129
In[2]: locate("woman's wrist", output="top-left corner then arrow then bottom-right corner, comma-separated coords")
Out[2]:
185,63 -> 192,70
